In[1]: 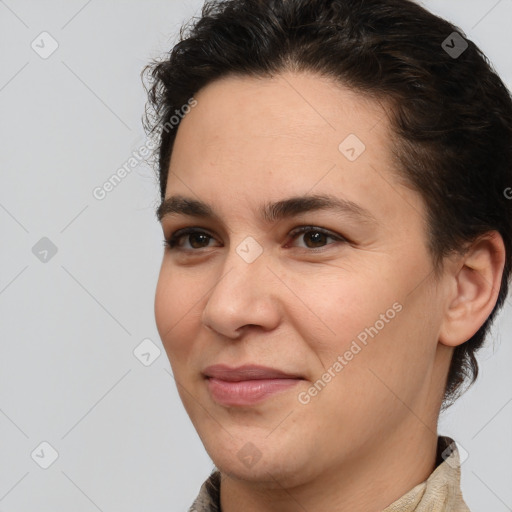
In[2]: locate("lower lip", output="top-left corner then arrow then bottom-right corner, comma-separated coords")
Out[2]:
206,377 -> 302,406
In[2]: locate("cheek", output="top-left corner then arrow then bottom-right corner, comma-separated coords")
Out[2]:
312,276 -> 439,414
293,268 -> 397,356
154,267 -> 173,341
154,264 -> 197,357
301,259 -> 434,386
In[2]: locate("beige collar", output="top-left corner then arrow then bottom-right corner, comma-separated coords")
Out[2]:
383,436 -> 470,511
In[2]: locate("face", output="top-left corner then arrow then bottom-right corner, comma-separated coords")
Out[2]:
154,71 -> 452,487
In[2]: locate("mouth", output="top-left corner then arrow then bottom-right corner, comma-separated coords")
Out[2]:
202,364 -> 305,406
202,364 -> 304,381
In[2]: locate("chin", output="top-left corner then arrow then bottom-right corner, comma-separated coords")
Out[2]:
214,456 -> 302,487
200,429 -> 316,488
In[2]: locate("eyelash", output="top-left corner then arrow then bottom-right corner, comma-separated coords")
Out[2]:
162,226 -> 347,252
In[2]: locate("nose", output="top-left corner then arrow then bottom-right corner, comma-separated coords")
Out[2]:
201,241 -> 282,339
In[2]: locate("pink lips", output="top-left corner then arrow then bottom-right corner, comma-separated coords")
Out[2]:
203,364 -> 303,406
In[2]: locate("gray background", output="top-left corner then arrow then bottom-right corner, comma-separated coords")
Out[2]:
0,1 -> 511,511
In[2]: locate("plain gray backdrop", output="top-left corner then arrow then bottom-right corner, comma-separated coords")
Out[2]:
0,1 -> 511,510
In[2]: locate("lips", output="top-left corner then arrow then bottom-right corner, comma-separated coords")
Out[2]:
202,364 -> 303,381
202,364 -> 304,406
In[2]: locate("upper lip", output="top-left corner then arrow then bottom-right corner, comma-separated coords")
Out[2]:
202,364 -> 303,381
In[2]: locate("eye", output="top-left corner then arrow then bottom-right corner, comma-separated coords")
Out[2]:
163,227 -> 218,251
286,226 -> 346,250
163,225 -> 346,253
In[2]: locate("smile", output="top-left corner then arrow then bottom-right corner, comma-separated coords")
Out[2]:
206,377 -> 302,406
203,364 -> 304,406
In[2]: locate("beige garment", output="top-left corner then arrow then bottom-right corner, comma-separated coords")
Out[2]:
383,436 -> 470,512
188,436 -> 470,512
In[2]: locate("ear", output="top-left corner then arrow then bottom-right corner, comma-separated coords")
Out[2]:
439,231 -> 506,347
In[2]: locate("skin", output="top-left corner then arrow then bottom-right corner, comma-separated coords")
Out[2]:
154,71 -> 505,512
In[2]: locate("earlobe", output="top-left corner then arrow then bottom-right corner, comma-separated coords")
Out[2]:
439,231 -> 506,348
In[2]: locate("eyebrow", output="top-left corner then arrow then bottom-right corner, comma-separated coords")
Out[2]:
156,193 -> 378,225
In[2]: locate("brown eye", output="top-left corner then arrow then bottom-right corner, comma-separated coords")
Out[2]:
288,226 -> 346,249
164,228 -> 218,251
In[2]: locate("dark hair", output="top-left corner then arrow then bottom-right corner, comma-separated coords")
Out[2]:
142,0 -> 512,407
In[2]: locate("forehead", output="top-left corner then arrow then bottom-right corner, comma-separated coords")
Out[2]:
165,71 -> 425,230
181,71 -> 387,151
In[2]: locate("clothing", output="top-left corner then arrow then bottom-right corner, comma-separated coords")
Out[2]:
187,436 -> 470,511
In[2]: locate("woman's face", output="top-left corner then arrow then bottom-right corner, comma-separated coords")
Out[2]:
154,71 -> 452,486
